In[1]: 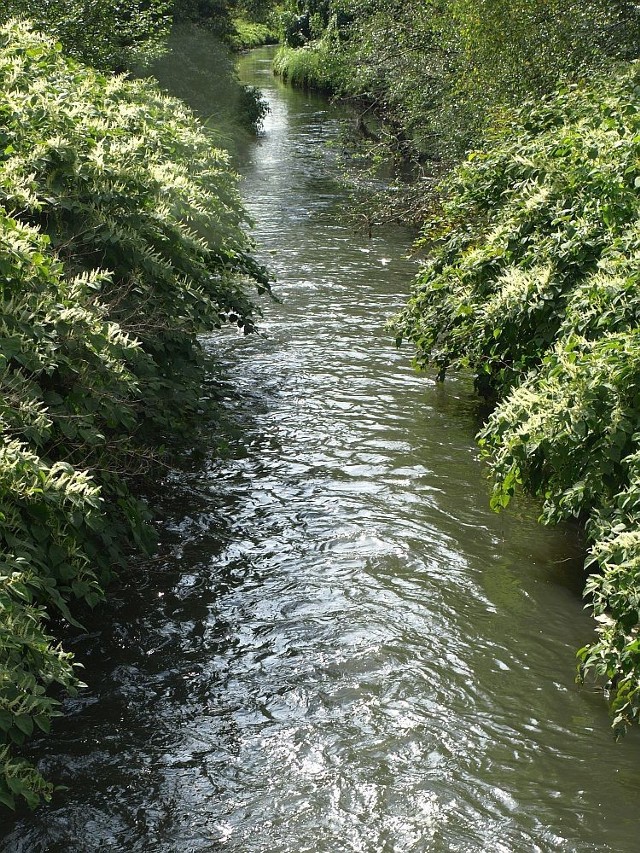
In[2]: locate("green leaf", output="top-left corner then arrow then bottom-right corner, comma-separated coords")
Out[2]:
13,716 -> 34,737
0,790 -> 16,810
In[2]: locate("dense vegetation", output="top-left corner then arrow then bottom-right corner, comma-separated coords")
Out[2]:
392,68 -> 640,732
274,0 -> 640,165
0,21 -> 267,809
174,0 -> 279,50
0,0 -> 274,149
0,0 -> 278,72
0,0 -> 173,70
273,0 -> 640,230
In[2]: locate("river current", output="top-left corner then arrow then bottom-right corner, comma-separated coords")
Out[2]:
2,45 -> 640,853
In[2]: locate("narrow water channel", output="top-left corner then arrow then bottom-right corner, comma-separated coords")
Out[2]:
3,45 -> 640,853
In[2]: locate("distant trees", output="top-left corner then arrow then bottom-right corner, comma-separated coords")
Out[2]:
445,0 -> 640,129
0,0 -> 173,70
275,0 -> 640,161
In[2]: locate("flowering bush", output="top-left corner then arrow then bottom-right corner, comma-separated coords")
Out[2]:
393,64 -> 640,732
0,21 -> 268,808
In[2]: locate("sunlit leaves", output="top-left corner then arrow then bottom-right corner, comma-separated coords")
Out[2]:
0,21 -> 267,808
279,0 -> 640,221
393,64 -> 640,730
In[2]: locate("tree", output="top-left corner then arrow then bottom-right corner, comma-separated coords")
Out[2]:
1,0 -> 173,70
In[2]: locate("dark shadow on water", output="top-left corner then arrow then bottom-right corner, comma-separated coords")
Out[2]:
144,24 -> 266,153
0,355 -> 282,849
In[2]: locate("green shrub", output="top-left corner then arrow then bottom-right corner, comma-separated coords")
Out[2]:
230,15 -> 279,50
0,0 -> 172,71
392,64 -> 640,731
0,20 -> 268,808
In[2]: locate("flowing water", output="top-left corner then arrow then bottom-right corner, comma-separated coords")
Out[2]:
3,45 -> 640,853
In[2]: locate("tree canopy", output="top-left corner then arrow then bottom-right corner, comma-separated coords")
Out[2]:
276,0 -> 640,161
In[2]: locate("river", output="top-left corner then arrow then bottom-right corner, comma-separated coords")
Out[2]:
2,44 -> 640,853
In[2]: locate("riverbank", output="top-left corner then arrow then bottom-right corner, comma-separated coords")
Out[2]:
272,43 -> 338,93
393,65 -> 640,731
0,22 -> 267,810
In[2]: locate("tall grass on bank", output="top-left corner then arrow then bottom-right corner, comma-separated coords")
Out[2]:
273,42 -> 338,93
